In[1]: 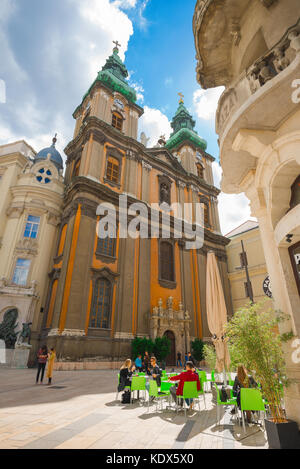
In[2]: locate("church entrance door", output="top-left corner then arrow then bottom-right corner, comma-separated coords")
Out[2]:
164,330 -> 176,366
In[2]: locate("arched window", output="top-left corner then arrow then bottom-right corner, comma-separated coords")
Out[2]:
160,241 -> 175,282
290,175 -> 300,210
106,156 -> 120,184
112,112 -> 123,131
89,278 -> 112,329
197,163 -> 204,179
200,198 -> 210,226
204,203 -> 210,226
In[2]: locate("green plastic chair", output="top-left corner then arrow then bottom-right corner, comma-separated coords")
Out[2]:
177,381 -> 200,417
115,373 -> 131,401
197,377 -> 207,409
214,383 -> 238,426
198,371 -> 209,392
148,380 -> 168,411
130,376 -> 146,404
240,388 -> 266,432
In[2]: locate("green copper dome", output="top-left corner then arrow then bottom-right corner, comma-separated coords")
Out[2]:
165,101 -> 207,151
73,47 -> 137,117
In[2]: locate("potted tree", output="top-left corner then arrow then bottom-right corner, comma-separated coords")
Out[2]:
226,301 -> 300,449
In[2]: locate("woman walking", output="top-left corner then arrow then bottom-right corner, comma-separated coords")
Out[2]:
46,348 -> 56,385
36,345 -> 48,384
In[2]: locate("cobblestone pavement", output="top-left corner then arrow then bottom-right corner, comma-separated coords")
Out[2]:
0,369 -> 268,449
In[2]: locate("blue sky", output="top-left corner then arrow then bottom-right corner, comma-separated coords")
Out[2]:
0,0 -> 254,234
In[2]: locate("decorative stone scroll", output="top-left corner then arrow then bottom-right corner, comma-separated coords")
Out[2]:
150,298 -> 191,359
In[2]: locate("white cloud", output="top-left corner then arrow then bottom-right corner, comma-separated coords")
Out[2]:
193,86 -> 224,121
138,106 -> 172,147
113,0 -> 137,8
212,161 -> 257,235
130,81 -> 144,103
0,0 -> 135,163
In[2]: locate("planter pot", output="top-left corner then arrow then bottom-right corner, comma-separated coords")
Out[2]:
265,419 -> 300,449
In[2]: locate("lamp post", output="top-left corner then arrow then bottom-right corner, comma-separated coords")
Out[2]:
241,240 -> 254,304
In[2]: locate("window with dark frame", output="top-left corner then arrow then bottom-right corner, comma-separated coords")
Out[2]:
160,241 -> 175,282
96,237 -> 115,258
89,278 -> 112,329
112,112 -> 123,131
106,156 -> 120,184
197,163 -> 204,179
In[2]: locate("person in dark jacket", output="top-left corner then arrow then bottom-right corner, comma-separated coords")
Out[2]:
118,359 -> 135,391
143,351 -> 150,374
232,365 -> 257,422
36,345 -> 48,384
187,352 -> 196,367
146,356 -> 162,399
176,352 -> 183,368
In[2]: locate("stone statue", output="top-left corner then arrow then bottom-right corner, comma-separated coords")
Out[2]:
0,309 -> 19,349
160,183 -> 170,204
17,322 -> 32,345
273,47 -> 290,73
185,311 -> 190,320
140,132 -> 150,148
166,297 -> 173,309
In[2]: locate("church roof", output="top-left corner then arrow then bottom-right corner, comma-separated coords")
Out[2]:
34,136 -> 63,170
73,46 -> 137,117
165,100 -> 207,151
225,220 -> 259,238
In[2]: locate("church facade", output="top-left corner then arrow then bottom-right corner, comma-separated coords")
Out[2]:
38,44 -> 231,365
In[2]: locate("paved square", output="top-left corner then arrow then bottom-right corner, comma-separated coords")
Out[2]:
0,369 -> 268,449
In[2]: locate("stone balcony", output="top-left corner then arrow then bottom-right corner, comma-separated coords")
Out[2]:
216,20 -> 300,139
216,21 -> 300,193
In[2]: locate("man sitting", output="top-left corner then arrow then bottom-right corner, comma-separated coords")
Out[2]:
135,354 -> 142,372
146,356 -> 162,400
168,361 -> 201,410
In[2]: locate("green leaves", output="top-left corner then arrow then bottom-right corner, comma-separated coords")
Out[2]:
191,338 -> 205,362
225,301 -> 290,422
203,344 -> 216,371
131,336 -> 171,363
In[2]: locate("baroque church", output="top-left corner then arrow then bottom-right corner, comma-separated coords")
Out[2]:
0,44 -> 231,366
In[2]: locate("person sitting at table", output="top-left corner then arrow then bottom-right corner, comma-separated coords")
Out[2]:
118,359 -> 135,392
187,352 -> 196,368
232,365 -> 257,421
135,355 -> 142,372
168,361 -> 201,410
146,356 -> 162,400
143,351 -> 150,374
